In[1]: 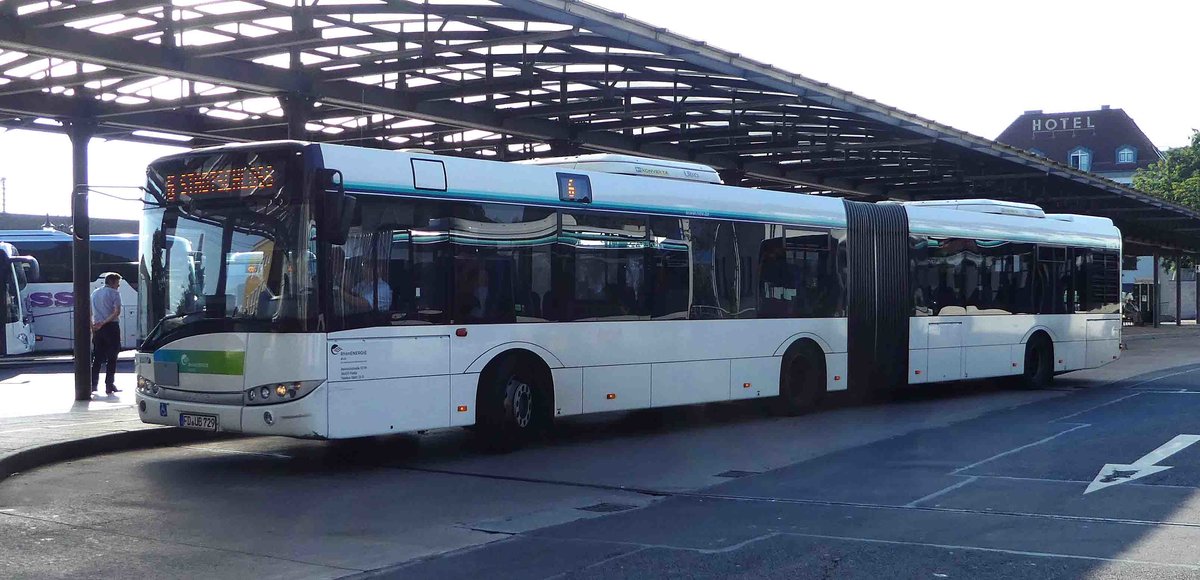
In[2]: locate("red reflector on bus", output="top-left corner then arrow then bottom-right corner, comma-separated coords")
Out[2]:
457,405 -> 468,413
833,375 -> 841,381
914,370 -> 921,375
606,393 -> 616,400
455,328 -> 467,337
743,382 -> 751,389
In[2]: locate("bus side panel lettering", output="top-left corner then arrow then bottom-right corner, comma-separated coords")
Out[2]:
54,292 -> 74,307
29,292 -> 54,308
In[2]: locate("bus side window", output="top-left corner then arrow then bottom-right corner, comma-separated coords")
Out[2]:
451,202 -> 553,324
557,211 -> 649,321
648,216 -> 689,320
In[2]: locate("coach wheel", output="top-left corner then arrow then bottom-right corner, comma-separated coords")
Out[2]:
772,344 -> 826,416
1020,335 -> 1054,389
475,355 -> 550,452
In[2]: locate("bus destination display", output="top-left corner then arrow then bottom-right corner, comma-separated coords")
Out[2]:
557,173 -> 592,203
165,165 -> 277,201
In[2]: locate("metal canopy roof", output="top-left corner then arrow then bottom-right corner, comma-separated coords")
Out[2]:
0,0 -> 1195,252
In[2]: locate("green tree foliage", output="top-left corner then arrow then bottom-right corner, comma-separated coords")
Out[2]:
1133,129 -> 1200,208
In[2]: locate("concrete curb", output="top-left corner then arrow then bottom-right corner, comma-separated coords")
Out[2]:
0,427 -> 231,483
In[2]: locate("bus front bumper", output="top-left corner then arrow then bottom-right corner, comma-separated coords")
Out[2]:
135,382 -> 329,438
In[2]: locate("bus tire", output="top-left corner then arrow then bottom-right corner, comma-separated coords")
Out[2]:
1019,334 -> 1054,389
474,353 -> 552,452
771,342 -> 826,416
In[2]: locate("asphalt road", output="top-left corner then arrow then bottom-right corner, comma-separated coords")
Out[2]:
5,344 -> 1200,579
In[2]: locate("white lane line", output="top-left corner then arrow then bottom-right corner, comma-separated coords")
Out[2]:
778,532 -> 1200,571
954,474 -> 1200,491
1051,392 -> 1142,423
543,546 -> 650,580
1126,366 -> 1200,390
904,476 -> 979,508
179,445 -> 293,460
951,424 -> 1090,475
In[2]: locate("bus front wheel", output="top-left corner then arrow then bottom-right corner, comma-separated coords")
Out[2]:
475,354 -> 551,452
1019,335 -> 1054,389
772,344 -> 826,416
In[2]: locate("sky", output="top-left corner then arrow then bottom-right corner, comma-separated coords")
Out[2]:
0,0 -> 1196,220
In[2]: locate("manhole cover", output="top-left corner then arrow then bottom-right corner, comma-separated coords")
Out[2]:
577,502 -> 637,513
715,470 -> 761,478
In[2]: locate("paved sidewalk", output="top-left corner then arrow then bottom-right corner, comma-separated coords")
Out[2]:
0,357 -> 215,481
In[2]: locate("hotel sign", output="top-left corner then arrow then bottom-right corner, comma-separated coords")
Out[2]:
1033,115 -> 1095,133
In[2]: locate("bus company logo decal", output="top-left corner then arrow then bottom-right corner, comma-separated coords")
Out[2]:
331,344 -> 342,355
154,350 -> 246,375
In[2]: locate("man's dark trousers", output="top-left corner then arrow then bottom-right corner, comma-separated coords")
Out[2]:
91,321 -> 120,391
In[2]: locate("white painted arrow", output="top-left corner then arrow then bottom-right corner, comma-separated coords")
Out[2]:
1085,434 -> 1200,494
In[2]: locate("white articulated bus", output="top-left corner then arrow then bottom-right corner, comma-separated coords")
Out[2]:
134,142 -> 1122,445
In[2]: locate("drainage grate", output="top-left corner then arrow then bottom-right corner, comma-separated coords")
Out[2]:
577,502 -> 638,513
715,470 -> 762,478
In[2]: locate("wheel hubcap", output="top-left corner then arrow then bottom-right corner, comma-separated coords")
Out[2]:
507,377 -> 533,428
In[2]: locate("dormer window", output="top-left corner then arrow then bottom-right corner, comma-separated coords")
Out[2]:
1068,147 -> 1092,172
1117,146 -> 1137,164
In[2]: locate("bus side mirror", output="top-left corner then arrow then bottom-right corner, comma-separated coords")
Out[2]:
13,256 -> 40,284
315,169 -> 356,246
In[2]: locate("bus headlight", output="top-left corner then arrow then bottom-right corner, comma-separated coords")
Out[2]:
245,381 -> 322,406
136,376 -> 160,396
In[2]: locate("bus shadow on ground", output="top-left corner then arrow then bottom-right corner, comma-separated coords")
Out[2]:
284,376 -> 1039,472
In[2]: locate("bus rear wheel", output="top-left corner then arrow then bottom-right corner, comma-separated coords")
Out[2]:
771,344 -> 826,416
475,355 -> 550,452
1019,335 -> 1054,389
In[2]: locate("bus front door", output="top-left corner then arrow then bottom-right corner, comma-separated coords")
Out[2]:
1,255 -> 33,356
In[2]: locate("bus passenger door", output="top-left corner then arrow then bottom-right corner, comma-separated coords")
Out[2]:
926,321 -> 963,382
1,257 -> 33,356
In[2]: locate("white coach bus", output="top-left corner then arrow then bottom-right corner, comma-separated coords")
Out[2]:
134,142 -> 1121,445
0,230 -> 142,351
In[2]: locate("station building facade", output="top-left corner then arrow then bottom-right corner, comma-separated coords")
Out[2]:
998,107 -> 1188,323
997,106 -> 1160,185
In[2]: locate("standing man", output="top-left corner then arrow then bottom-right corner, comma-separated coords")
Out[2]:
90,272 -> 123,395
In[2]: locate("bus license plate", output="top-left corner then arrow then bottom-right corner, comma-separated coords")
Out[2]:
179,413 -> 218,432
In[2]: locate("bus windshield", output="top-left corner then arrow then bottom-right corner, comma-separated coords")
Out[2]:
139,147 -> 314,350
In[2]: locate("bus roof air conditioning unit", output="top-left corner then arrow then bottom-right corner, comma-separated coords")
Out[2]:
521,154 -> 723,184
901,199 -> 1046,219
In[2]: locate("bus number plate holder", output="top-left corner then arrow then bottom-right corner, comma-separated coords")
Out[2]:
179,413 -> 218,432
154,362 -> 180,386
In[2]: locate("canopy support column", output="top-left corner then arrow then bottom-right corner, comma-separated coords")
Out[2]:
69,119 -> 95,401
1152,251 -> 1160,329
282,94 -> 312,141
1177,253 -> 1184,326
